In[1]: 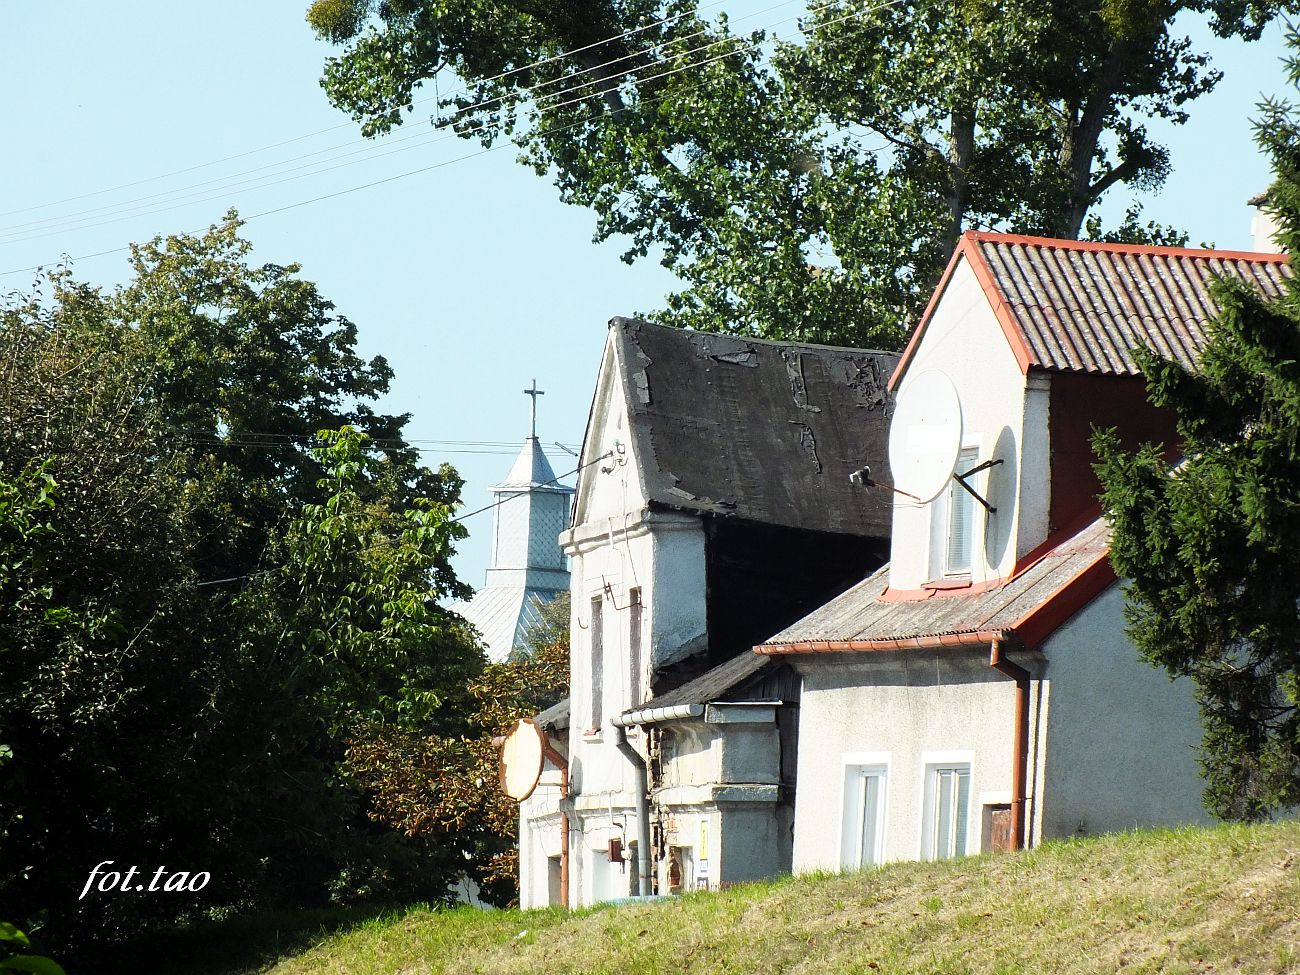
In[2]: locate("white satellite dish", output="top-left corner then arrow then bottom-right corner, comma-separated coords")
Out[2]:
888,370 -> 963,504
499,718 -> 546,802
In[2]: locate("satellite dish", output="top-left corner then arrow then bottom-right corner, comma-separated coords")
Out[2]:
499,718 -> 546,802
888,370 -> 963,503
984,425 -> 1018,569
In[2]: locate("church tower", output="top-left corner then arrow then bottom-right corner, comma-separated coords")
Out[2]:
454,382 -> 573,661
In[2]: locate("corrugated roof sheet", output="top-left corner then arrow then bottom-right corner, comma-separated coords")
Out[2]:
971,234 -> 1291,376
610,318 -> 898,538
534,697 -> 569,732
758,516 -> 1112,650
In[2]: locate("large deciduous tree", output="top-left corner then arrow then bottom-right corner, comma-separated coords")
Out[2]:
0,219 -> 483,957
1094,71 -> 1300,821
307,0 -> 1294,346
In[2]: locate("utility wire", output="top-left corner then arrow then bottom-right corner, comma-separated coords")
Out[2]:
0,0 -> 807,237
0,0 -> 900,276
0,0 -> 743,221
0,0 -> 810,243
193,450 -> 605,588
2,0 -> 863,248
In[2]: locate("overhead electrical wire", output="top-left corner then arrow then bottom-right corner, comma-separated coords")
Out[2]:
0,0 -> 901,276
0,0 -> 809,243
0,0 -> 740,221
193,450 -> 607,588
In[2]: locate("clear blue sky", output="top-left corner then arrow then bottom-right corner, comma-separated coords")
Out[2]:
0,3 -> 1291,586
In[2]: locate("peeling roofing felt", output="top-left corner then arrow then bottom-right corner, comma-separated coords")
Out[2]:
610,318 -> 898,538
756,516 -> 1113,653
895,233 -> 1293,384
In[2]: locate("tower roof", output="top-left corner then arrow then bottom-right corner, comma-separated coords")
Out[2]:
491,437 -> 574,494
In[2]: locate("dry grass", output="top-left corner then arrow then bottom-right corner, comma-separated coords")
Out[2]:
264,821 -> 1300,975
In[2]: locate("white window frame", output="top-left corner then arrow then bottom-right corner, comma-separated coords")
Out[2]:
839,752 -> 890,870
919,751 -> 974,861
945,447 -> 979,576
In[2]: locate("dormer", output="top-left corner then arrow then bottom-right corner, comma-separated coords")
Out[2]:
885,232 -> 1291,594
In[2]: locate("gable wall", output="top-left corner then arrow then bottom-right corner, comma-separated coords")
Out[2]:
890,259 -> 1045,589
1038,584 -> 1209,838
562,333 -> 713,906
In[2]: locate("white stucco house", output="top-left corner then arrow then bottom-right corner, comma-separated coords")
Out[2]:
517,318 -> 899,908
756,232 -> 1291,872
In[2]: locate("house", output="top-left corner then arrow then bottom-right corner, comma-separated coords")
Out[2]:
755,232 -> 1291,871
516,318 -> 899,908
452,387 -> 573,662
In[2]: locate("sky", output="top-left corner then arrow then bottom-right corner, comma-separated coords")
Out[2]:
1,2 -> 1293,587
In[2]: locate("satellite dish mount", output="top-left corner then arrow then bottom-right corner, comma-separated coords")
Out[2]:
952,458 -> 1003,514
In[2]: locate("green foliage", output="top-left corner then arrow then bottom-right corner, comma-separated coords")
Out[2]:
347,617 -> 569,904
1094,63 -> 1300,819
307,0 -> 1295,345
0,217 -> 483,958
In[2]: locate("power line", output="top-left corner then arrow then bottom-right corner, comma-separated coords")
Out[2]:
0,0 -> 744,221
193,450 -> 605,589
0,0 -> 899,277
0,0 -> 809,244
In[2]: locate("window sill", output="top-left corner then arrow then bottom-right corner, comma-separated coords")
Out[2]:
581,726 -> 604,742
924,576 -> 972,592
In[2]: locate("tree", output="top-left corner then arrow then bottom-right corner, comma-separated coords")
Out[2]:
1093,63 -> 1300,821
0,221 -> 483,956
347,607 -> 569,904
307,0 -> 1293,346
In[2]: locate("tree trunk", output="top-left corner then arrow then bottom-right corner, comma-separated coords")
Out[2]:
941,105 -> 976,261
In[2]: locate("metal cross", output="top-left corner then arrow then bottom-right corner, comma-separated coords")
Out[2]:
523,379 -> 545,439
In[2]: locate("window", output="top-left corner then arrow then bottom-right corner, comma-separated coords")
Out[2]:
628,587 -> 643,707
927,765 -> 971,860
841,765 -> 887,869
945,448 -> 978,575
589,596 -> 604,734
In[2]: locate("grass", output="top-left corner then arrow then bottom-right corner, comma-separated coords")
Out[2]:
166,821 -> 1300,974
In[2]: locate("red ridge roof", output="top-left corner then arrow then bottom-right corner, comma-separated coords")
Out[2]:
890,232 -> 1292,389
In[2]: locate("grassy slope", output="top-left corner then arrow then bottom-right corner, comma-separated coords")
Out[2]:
263,822 -> 1299,975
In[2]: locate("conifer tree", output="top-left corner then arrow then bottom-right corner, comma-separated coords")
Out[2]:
1094,59 -> 1300,819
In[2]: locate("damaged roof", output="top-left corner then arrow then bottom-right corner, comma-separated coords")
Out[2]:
894,233 -> 1292,385
534,697 -> 569,732
624,650 -> 772,717
610,318 -> 898,538
756,515 -> 1114,654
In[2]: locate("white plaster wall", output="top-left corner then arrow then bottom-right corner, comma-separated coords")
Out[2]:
556,330 -> 713,907
890,259 -> 1040,589
791,651 -> 1041,871
518,770 -> 564,909
1039,584 -> 1211,837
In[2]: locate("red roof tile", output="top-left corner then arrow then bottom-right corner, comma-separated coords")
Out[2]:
891,233 -> 1292,387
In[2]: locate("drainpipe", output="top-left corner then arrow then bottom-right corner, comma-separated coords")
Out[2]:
989,638 -> 1030,850
538,736 -> 571,907
611,722 -> 653,896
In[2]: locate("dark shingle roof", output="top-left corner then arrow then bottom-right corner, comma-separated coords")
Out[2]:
895,233 -> 1292,384
610,318 -> 898,538
624,651 -> 773,719
757,516 -> 1113,652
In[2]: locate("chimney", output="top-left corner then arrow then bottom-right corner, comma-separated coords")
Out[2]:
1250,191 -> 1284,253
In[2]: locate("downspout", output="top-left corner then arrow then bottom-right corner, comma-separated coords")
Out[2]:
538,737 -> 571,907
612,722 -> 653,896
989,638 -> 1030,850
